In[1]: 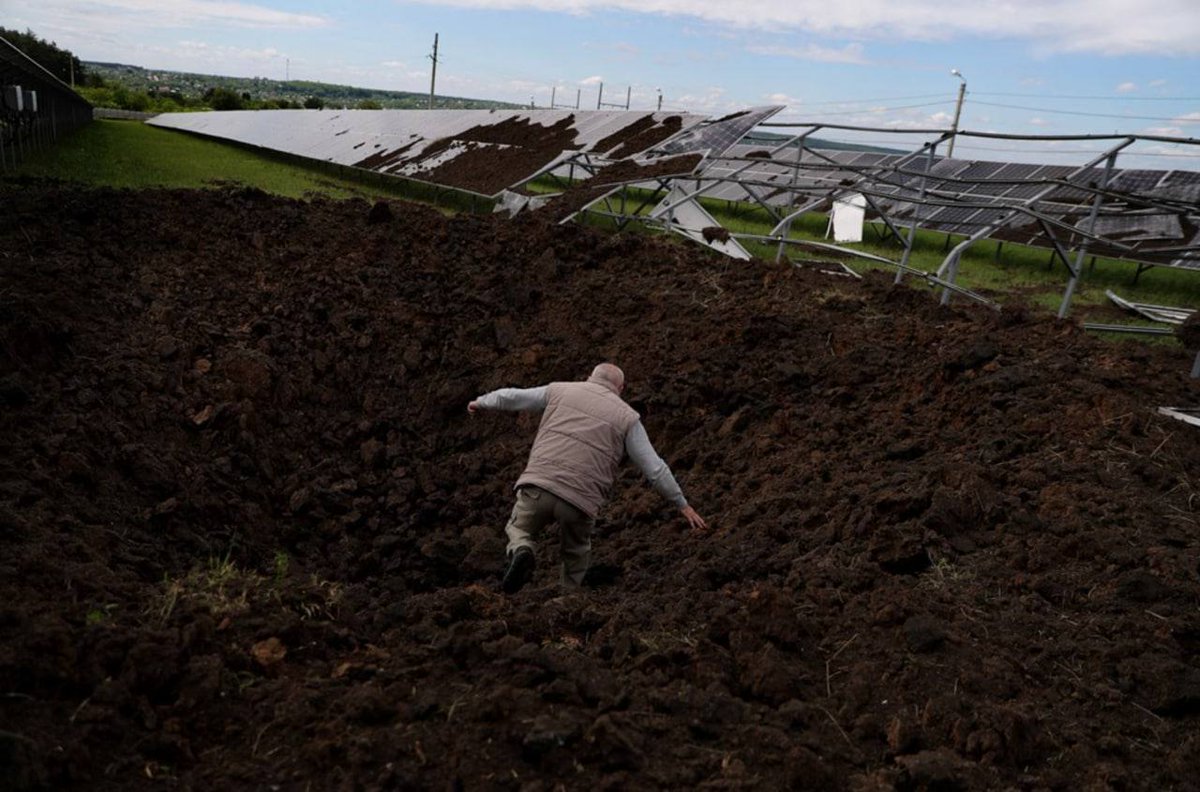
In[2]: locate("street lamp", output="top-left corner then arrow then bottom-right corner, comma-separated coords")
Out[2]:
947,68 -> 967,158
655,87 -> 662,112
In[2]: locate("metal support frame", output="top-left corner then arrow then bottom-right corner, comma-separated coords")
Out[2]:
895,142 -> 941,283
1057,150 -> 1119,318
936,137 -> 1136,306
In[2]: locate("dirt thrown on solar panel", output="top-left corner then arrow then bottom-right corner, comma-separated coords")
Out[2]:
3,182 -> 1200,791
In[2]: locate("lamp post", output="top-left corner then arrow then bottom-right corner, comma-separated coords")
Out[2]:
947,68 -> 967,158
656,87 -> 662,112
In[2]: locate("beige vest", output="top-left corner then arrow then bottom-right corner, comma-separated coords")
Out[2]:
515,377 -> 639,518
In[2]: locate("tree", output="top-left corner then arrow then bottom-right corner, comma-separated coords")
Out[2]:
356,99 -> 382,110
303,96 -> 325,110
204,87 -> 245,111
0,28 -> 84,85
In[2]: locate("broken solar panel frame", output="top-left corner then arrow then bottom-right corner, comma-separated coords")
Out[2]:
649,106 -> 784,158
692,139 -> 1200,271
148,108 -> 709,198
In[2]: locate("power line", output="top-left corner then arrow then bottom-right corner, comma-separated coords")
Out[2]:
974,91 -> 1200,102
778,100 -> 951,119
791,92 -> 948,107
969,99 -> 1196,122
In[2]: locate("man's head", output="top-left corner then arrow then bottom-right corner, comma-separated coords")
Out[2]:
590,362 -> 625,394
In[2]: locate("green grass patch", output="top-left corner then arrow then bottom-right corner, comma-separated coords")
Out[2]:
12,119 -> 490,213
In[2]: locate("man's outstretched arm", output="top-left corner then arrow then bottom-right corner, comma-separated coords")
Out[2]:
468,385 -> 549,414
625,422 -> 708,531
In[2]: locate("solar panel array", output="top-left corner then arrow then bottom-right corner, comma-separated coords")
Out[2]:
148,108 -> 707,198
698,145 -> 1200,270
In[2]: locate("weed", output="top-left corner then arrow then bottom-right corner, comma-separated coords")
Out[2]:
272,551 -> 289,586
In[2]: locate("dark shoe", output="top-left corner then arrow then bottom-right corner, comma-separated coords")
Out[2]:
502,547 -> 536,594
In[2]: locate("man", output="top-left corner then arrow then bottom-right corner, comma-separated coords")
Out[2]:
468,362 -> 707,594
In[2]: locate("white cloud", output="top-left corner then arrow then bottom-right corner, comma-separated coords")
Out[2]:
1115,81 -> 1137,93
1142,125 -> 1184,136
1172,111 -> 1200,124
747,42 -> 868,64
33,0 -> 328,29
579,75 -> 604,85
1029,117 -> 1049,126
765,92 -> 802,106
1149,78 -> 1168,87
405,0 -> 1200,56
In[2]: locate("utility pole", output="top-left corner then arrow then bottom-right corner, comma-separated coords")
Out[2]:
948,68 -> 967,158
428,33 -> 439,110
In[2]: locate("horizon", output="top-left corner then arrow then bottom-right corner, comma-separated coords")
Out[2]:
13,1 -> 1200,169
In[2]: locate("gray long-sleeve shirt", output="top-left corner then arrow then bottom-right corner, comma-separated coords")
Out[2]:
476,385 -> 688,509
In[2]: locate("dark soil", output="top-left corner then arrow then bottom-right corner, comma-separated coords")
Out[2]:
350,114 -> 686,197
2,183 -> 1200,791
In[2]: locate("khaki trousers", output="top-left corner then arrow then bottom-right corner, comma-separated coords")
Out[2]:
505,485 -> 595,587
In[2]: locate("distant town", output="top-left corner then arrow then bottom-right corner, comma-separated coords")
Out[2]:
82,61 -> 521,112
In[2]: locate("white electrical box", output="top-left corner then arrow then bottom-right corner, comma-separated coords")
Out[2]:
3,85 -> 24,113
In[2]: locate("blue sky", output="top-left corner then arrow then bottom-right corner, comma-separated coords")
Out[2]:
11,0 -> 1200,166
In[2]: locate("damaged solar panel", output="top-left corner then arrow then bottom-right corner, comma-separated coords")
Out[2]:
148,108 -> 708,198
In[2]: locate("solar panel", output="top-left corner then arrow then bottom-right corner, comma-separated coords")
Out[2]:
1089,214 -> 1182,240
653,106 -> 783,157
1110,170 -> 1166,193
149,108 -> 708,197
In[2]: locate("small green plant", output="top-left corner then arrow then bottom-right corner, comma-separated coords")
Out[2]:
273,551 -> 290,585
85,605 -> 115,625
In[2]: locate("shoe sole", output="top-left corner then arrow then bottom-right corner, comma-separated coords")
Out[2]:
502,551 -> 535,594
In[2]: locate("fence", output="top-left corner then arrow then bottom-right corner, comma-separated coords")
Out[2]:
0,36 -> 92,170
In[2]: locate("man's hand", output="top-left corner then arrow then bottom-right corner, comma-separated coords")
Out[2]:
680,505 -> 707,532
467,400 -> 480,415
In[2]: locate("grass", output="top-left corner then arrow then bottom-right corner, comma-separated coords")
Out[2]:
12,119 -> 490,212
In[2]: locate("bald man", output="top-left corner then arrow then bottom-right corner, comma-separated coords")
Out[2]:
469,363 -> 707,594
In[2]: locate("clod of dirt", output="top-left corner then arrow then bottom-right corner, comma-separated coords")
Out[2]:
903,615 -> 947,653
367,201 -> 394,225
1177,311 -> 1200,350
702,226 -> 731,243
251,637 -> 287,670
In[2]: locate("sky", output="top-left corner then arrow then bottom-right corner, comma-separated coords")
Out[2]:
9,0 -> 1200,167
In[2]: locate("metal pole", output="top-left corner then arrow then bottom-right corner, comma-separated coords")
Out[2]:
596,82 -> 603,110
551,86 -> 556,107
625,86 -> 631,110
575,89 -> 580,109
657,90 -> 662,112
428,33 -> 439,110
947,70 -> 966,158
1058,151 -> 1119,319
775,133 -> 813,263
896,142 -> 938,283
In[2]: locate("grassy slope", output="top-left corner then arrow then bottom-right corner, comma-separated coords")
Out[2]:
12,119 -> 463,207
